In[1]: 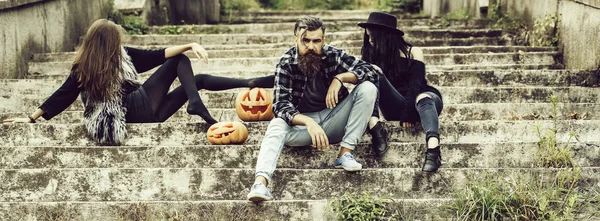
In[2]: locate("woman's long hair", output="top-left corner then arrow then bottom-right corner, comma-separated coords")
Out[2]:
361,27 -> 413,82
73,19 -> 123,101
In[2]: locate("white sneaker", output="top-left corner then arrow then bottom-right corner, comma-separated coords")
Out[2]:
334,152 -> 363,172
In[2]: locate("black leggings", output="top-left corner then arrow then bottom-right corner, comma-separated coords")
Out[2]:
141,54 -> 275,123
377,74 -> 443,142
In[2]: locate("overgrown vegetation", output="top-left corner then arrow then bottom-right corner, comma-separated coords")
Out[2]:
530,14 -> 560,47
488,4 -> 560,47
108,10 -> 148,35
329,192 -> 405,220
450,169 -> 583,220
449,95 -> 596,220
220,0 -> 261,23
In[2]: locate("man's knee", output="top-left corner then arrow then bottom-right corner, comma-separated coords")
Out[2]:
355,81 -> 378,102
355,81 -> 378,96
266,118 -> 290,131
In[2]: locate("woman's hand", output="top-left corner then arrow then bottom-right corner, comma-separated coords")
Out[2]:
402,122 -> 414,128
190,43 -> 209,64
3,118 -> 33,124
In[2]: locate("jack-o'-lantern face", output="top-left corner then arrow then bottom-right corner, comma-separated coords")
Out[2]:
235,88 -> 274,121
206,122 -> 248,145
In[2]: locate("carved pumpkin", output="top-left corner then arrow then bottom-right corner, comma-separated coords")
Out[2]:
206,122 -> 248,145
235,88 -> 274,121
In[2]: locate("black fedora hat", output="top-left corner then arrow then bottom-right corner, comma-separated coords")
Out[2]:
358,12 -> 404,36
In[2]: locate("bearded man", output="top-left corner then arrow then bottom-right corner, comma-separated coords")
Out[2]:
247,16 -> 382,201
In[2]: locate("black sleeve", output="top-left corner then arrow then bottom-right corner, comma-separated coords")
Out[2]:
124,47 -> 167,73
39,74 -> 82,120
400,61 -> 427,123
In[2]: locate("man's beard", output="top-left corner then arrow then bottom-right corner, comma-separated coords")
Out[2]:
298,51 -> 323,79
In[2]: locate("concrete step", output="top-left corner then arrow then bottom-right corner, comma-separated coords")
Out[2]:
14,69 -> 596,92
224,10 -> 420,23
1,167 -> 597,201
148,19 -> 492,35
31,46 -> 558,61
1,103 -> 598,125
26,52 -> 561,76
2,87 -> 598,113
0,199 -> 450,221
24,69 -> 594,89
1,120 -> 599,147
428,69 -> 600,87
1,142 -> 599,169
124,29 -> 503,46
124,36 -> 511,51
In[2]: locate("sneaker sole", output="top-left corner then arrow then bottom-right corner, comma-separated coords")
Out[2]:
335,165 -> 362,172
247,194 -> 272,202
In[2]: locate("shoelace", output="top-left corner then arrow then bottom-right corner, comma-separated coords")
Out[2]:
344,153 -> 355,161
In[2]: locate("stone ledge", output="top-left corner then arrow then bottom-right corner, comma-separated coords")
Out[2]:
0,199 -> 451,221
0,0 -> 47,11
571,0 -> 600,9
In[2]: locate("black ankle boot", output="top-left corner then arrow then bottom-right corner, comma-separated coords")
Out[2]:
369,122 -> 389,157
422,147 -> 442,173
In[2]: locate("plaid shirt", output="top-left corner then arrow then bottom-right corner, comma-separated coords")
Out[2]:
273,44 -> 381,125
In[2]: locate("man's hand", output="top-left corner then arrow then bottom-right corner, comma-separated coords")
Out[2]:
326,78 -> 343,109
306,121 -> 329,150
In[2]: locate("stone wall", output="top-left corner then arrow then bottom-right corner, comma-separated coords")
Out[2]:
422,0 -> 600,70
0,0 -> 113,79
560,0 -> 600,69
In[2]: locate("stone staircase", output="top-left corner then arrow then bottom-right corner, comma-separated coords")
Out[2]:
1,10 -> 600,220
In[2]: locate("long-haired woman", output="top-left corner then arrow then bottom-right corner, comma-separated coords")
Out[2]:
3,19 -> 273,145
359,12 -> 444,172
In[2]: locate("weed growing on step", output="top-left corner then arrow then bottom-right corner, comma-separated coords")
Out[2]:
534,95 -> 575,168
37,204 -> 77,221
450,169 -> 584,220
329,192 -> 405,220
438,10 -> 472,28
115,203 -> 293,220
448,95 -> 594,220
157,26 -> 183,35
117,203 -> 153,221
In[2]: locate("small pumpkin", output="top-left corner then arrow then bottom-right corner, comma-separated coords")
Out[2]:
235,88 -> 274,121
206,122 -> 248,145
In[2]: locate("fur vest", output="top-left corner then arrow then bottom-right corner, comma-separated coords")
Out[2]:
81,47 -> 141,145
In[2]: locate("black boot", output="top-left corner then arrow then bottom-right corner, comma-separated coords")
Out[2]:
422,146 -> 442,172
368,121 -> 389,157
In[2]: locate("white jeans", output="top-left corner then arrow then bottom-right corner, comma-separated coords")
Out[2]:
254,81 -> 378,184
